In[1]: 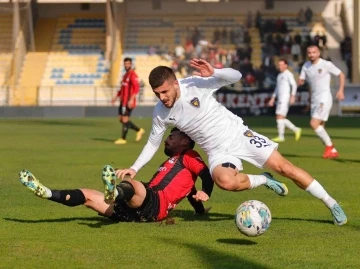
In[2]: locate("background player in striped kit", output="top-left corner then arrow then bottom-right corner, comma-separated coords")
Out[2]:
112,57 -> 145,145
268,58 -> 302,143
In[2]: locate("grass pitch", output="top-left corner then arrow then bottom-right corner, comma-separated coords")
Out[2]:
1,116 -> 359,269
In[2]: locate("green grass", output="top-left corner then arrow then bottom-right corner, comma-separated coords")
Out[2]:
1,116 -> 359,269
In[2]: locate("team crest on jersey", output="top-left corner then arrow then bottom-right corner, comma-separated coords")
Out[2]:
318,69 -> 322,73
243,130 -> 254,137
190,97 -> 200,107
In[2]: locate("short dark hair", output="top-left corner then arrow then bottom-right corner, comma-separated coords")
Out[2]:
278,58 -> 288,65
124,57 -> 132,62
307,44 -> 320,50
170,127 -> 195,149
149,66 -> 176,89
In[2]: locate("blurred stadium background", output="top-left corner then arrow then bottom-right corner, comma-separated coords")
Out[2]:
0,0 -> 358,117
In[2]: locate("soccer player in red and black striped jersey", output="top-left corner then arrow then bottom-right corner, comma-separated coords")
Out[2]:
112,57 -> 145,145
19,128 -> 213,222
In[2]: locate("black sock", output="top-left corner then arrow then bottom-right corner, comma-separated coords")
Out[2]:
128,121 -> 140,132
116,181 -> 135,201
122,122 -> 129,140
49,189 -> 86,207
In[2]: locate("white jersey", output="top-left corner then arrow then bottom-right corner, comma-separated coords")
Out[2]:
299,58 -> 341,102
131,68 -> 242,172
273,69 -> 297,102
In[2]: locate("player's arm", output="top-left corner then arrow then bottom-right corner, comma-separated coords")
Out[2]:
327,61 -> 345,101
289,72 -> 298,105
115,108 -> 166,179
268,85 -> 277,107
298,66 -> 306,86
190,58 -> 242,94
183,150 -> 214,201
186,187 -> 211,215
112,89 -> 121,104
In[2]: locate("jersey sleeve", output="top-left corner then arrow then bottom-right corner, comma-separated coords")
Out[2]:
182,150 -> 207,175
183,150 -> 214,196
326,61 -> 342,76
192,68 -> 242,94
288,72 -> 298,95
130,105 -> 167,172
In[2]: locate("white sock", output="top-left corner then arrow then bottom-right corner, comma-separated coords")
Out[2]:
276,119 -> 285,139
283,119 -> 298,132
248,174 -> 267,189
306,179 -> 337,208
44,186 -> 52,198
314,126 -> 332,147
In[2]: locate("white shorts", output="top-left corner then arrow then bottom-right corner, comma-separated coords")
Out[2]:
208,129 -> 278,175
276,101 -> 289,117
311,100 -> 332,121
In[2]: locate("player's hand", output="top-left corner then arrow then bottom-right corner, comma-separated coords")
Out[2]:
336,90 -> 345,101
115,168 -> 137,179
192,191 -> 209,202
290,95 -> 296,105
268,98 -> 275,107
298,79 -> 304,86
190,58 -> 214,77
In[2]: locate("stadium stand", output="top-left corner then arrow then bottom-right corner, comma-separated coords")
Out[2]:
0,14 -> 12,84
36,16 -> 112,105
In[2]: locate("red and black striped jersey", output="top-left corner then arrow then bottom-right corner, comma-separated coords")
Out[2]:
117,70 -> 140,107
148,149 -> 209,219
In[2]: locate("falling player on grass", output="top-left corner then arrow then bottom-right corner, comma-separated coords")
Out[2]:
19,128 -> 213,222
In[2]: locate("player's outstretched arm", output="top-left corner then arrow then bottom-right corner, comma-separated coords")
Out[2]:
336,72 -> 345,101
189,58 -> 242,93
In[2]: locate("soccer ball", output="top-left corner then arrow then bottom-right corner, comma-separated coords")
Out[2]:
235,200 -> 272,237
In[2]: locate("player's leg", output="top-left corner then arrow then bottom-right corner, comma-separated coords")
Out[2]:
310,102 -> 338,158
102,165 -> 146,208
126,108 -> 145,142
264,150 -> 347,225
19,169 -> 113,216
114,106 -> 128,144
272,114 -> 286,142
283,117 -> 302,141
211,157 -> 288,196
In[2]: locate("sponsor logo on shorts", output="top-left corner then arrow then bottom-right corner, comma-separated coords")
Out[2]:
190,97 -> 200,107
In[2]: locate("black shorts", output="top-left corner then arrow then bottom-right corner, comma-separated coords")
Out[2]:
118,106 -> 133,117
109,183 -> 160,222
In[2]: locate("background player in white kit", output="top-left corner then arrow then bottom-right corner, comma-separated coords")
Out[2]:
298,45 -> 345,159
116,58 -> 347,225
268,59 -> 302,143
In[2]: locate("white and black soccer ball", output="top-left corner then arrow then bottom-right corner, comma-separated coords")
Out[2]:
235,200 -> 272,237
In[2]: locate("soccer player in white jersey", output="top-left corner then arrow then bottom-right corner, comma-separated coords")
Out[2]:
116,58 -> 347,225
268,59 -> 302,142
298,45 -> 345,159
